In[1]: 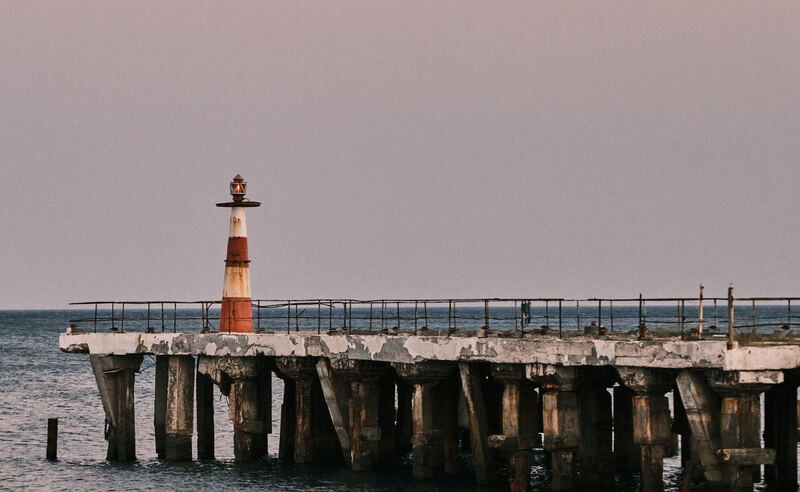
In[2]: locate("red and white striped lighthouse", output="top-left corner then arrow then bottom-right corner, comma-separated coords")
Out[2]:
217,175 -> 261,333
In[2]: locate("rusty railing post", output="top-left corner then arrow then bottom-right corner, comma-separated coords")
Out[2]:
558,300 -> 563,337
698,284 -> 704,338
414,300 -> 418,334
609,300 -> 614,332
728,284 -> 735,348
484,299 -> 490,331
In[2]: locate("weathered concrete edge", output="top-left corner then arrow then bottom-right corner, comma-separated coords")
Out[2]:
56,332 -> 800,370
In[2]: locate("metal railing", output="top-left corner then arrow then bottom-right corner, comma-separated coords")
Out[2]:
68,294 -> 800,346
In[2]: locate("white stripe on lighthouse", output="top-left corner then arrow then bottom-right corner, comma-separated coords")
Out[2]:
228,207 -> 248,237
222,266 -> 251,298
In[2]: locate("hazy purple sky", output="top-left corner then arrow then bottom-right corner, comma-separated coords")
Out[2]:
2,2 -> 799,308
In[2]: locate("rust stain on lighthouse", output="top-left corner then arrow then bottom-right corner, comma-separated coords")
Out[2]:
217,175 -> 261,333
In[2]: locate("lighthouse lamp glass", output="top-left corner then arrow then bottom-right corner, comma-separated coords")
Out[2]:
230,180 -> 247,197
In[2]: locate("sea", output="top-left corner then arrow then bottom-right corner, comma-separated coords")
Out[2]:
0,307 -> 795,491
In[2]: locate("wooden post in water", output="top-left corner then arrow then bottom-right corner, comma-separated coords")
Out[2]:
46,418 -> 58,461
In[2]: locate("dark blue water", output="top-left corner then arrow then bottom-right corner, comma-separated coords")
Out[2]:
0,309 -> 792,490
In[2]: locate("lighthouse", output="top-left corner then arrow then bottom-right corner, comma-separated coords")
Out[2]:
217,175 -> 260,333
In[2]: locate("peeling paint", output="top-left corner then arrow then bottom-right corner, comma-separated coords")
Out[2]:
59,332 -> 800,371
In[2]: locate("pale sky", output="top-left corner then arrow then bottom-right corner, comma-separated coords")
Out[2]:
2,2 -> 799,309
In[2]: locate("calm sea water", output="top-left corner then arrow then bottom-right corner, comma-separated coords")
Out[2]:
0,309 -> 792,490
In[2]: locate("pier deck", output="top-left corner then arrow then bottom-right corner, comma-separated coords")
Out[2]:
59,331 -> 800,372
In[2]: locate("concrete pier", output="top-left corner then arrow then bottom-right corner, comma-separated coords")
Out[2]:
66,329 -> 800,490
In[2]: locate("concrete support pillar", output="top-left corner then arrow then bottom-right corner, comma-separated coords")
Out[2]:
351,372 -> 381,470
276,356 -> 328,464
764,370 -> 799,491
720,393 -> 760,488
165,355 -> 194,461
393,361 -> 455,480
279,376 -> 296,460
395,379 -> 413,454
617,367 -> 675,492
633,395 -> 671,491
378,372 -> 398,464
671,387 -> 692,468
229,378 -> 267,461
459,362 -> 495,485
411,382 -> 438,479
708,369 -> 783,492
675,370 -> 724,487
196,359 -> 215,460
491,364 -> 538,492
90,354 -> 143,461
154,355 -> 168,459
436,372 -> 461,476
529,364 -> 580,492
613,385 -> 640,473
295,377 -> 315,463
578,368 -> 615,487
310,373 -> 339,459
316,358 -> 352,465
321,359 -> 389,471
198,356 -> 270,462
